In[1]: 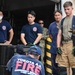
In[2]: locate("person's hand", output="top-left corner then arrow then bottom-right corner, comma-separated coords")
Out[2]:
72,47 -> 75,56
28,43 -> 35,46
57,47 -> 62,55
4,40 -> 10,45
26,43 -> 35,46
25,43 -> 27,46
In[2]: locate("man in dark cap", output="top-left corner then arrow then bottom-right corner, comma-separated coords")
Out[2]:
7,45 -> 45,75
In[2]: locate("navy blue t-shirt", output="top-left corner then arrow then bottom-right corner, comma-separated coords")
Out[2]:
48,22 -> 59,54
7,54 -> 45,75
0,20 -> 12,43
21,23 -> 42,45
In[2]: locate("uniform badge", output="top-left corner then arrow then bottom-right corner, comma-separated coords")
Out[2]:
33,27 -> 37,32
2,26 -> 6,30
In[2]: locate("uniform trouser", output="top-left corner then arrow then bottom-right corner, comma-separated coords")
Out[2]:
56,40 -> 75,75
51,53 -> 59,75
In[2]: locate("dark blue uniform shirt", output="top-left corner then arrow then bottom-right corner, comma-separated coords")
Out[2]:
48,22 -> 59,54
7,54 -> 45,75
21,23 -> 42,45
0,20 -> 12,43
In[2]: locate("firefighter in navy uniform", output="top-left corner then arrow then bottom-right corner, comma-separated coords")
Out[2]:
21,10 -> 42,46
0,11 -> 14,44
56,1 -> 75,75
7,45 -> 45,75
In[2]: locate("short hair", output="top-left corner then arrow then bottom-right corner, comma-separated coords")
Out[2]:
38,20 -> 44,24
54,10 -> 62,15
28,10 -> 36,17
63,1 -> 73,8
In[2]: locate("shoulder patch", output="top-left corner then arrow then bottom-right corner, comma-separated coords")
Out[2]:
33,27 -> 37,32
2,26 -> 6,30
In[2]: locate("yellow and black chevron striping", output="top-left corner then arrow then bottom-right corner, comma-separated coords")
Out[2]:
45,37 -> 52,75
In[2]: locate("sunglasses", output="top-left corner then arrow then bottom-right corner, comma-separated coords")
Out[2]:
39,23 -> 44,24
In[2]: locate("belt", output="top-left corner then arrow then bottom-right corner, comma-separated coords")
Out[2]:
63,39 -> 72,42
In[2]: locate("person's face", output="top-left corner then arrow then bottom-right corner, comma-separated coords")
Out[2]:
64,6 -> 73,16
0,11 -> 3,20
54,12 -> 62,22
38,21 -> 44,27
27,14 -> 35,24
36,55 -> 40,60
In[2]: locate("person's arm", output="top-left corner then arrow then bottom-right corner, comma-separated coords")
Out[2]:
7,58 -> 12,71
56,29 -> 62,55
33,24 -> 42,45
57,29 -> 61,47
9,29 -> 14,43
4,29 -> 14,44
33,33 -> 42,45
7,55 -> 15,71
21,33 -> 27,45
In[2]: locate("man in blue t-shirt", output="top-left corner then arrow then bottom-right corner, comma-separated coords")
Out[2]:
21,10 -> 42,46
0,11 -> 14,44
7,45 -> 45,75
48,10 -> 62,75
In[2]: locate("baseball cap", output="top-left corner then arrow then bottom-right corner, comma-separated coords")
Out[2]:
28,46 -> 42,55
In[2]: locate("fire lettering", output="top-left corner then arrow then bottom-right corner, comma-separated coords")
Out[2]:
27,63 -> 35,72
22,62 -> 26,70
35,66 -> 41,75
15,61 -> 23,69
